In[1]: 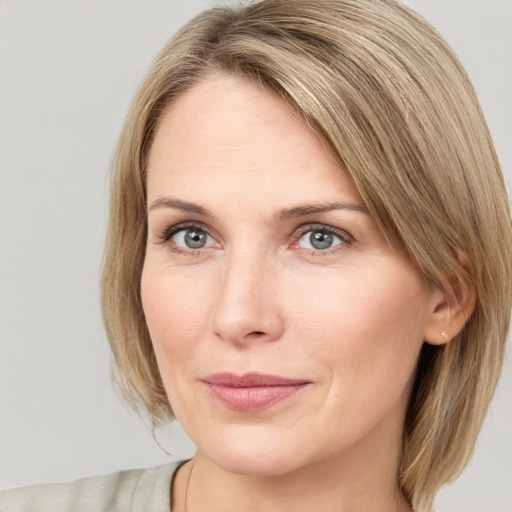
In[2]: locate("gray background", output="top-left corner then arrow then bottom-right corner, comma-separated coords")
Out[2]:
0,1 -> 510,511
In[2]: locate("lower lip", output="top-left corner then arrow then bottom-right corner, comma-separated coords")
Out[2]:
205,383 -> 309,411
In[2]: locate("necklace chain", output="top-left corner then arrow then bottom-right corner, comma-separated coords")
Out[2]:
182,459 -> 195,512
179,458 -> 412,512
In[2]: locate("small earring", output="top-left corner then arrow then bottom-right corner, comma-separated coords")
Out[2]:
441,330 -> 449,340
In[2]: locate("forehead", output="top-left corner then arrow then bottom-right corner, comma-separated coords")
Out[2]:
146,73 -> 363,208
149,73 -> 324,171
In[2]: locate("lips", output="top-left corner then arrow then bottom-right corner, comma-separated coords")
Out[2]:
202,372 -> 311,411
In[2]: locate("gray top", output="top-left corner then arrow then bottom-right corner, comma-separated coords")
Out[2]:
0,462 -> 181,512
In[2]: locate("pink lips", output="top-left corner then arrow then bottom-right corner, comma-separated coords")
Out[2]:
202,372 -> 311,411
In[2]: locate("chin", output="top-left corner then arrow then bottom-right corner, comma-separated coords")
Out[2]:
208,450 -> 305,478
194,424 -> 323,478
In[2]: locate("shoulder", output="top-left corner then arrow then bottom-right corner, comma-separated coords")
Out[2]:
0,462 -> 182,512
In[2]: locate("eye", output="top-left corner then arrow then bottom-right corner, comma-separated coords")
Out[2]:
156,223 -> 217,253
296,226 -> 350,252
173,227 -> 213,249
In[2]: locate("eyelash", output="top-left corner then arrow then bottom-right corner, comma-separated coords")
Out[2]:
154,222 -> 353,256
294,224 -> 353,255
155,222 -> 212,256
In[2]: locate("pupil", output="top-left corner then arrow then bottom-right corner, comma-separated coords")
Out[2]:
185,229 -> 206,249
310,230 -> 332,250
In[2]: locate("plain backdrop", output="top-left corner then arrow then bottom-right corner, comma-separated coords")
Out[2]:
0,1 -> 510,511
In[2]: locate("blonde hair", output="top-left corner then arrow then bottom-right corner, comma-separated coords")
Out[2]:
101,0 -> 512,509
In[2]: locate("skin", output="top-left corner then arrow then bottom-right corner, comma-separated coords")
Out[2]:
141,73 -> 453,512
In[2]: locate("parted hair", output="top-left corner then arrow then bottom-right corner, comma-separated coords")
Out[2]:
101,1 -> 512,510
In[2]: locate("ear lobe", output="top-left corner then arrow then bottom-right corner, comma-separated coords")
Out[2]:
424,254 -> 477,346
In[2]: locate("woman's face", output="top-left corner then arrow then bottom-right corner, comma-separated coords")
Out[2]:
142,74 -> 444,477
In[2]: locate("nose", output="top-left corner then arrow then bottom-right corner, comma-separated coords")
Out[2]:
210,249 -> 285,345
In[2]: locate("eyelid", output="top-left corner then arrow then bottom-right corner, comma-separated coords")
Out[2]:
294,223 -> 353,241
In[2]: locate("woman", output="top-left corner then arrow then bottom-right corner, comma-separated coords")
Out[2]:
2,0 -> 511,511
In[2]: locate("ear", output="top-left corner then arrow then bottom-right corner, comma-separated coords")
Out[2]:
424,254 -> 477,346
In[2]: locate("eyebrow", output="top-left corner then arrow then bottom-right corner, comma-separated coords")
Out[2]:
276,202 -> 369,221
148,197 -> 216,217
148,197 -> 369,220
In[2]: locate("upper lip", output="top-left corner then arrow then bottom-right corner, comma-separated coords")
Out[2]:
202,372 -> 311,387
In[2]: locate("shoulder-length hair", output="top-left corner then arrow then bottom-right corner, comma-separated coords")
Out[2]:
101,1 -> 512,510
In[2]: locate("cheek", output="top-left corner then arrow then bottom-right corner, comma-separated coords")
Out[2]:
292,266 -> 427,337
140,265 -> 215,364
287,271 -> 428,444
290,268 -> 429,391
